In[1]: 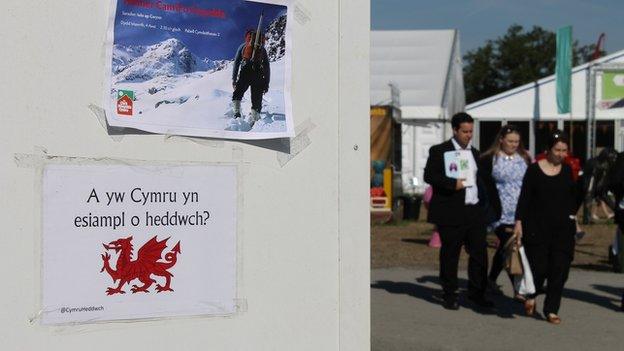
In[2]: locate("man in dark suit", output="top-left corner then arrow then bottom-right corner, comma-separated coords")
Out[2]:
424,112 -> 493,310
608,151 -> 624,310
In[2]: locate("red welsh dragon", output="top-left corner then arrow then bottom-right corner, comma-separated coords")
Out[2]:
100,236 -> 181,295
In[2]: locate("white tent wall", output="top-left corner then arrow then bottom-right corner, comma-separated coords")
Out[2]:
371,30 -> 459,119
441,32 -> 467,123
400,121 -> 445,193
0,1 -> 370,350
371,30 -> 466,193
401,31 -> 466,193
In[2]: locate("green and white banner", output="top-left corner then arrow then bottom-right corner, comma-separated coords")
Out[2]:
556,26 -> 572,114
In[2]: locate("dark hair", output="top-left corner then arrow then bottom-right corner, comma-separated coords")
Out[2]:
546,129 -> 569,150
481,124 -> 531,165
595,147 -> 618,170
597,147 -> 617,163
451,112 -> 474,130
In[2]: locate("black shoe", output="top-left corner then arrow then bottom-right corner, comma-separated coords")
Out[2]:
468,294 -> 495,309
487,279 -> 504,296
621,295 -> 624,312
442,295 -> 459,310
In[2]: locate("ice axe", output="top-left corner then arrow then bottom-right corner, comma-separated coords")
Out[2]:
250,10 -> 264,62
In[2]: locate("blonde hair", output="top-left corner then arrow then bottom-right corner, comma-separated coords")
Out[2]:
481,124 -> 531,165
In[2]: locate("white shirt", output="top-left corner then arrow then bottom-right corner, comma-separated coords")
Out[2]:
451,138 -> 479,205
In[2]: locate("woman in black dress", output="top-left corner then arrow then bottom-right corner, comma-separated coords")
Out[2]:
514,130 -> 580,324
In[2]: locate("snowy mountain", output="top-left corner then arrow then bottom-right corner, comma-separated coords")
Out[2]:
112,12 -> 286,82
112,44 -> 146,74
202,58 -> 231,72
265,14 -> 286,62
110,58 -> 287,133
114,38 -> 210,82
108,13 -> 288,134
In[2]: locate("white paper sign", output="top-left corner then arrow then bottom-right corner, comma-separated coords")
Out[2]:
41,164 -> 237,324
443,150 -> 476,186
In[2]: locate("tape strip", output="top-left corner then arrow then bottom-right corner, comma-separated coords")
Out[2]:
88,104 -> 154,139
14,150 -> 138,169
294,2 -> 311,25
87,104 -> 125,142
163,135 -> 225,148
234,298 -> 249,313
14,149 -> 47,169
232,146 -> 244,161
14,150 -> 252,170
276,119 -> 315,167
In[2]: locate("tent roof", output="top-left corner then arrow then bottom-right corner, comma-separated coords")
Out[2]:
371,30 -> 463,119
466,49 -> 624,119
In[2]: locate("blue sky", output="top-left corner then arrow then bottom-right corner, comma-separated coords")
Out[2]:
114,0 -> 285,60
372,0 -> 624,57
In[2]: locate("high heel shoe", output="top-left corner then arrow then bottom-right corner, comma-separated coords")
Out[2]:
524,299 -> 535,316
514,294 -> 527,302
547,313 -> 561,325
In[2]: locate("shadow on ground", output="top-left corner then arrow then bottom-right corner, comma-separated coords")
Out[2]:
571,262 -> 613,272
372,275 -> 624,317
373,220 -> 618,271
400,238 -> 430,245
562,286 -> 621,312
371,275 -> 526,318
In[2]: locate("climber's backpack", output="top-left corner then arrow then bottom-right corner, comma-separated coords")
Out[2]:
242,29 -> 265,61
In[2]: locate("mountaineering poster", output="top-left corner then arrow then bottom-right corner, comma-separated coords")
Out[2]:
41,165 -> 238,324
103,0 -> 293,139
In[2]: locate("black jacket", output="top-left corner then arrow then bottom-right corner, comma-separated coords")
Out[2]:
515,163 -> 580,247
424,139 -> 488,226
479,154 -> 502,224
232,43 -> 270,87
609,152 -> 624,226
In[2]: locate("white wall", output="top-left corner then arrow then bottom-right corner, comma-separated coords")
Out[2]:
0,1 -> 370,350
401,122 -> 445,193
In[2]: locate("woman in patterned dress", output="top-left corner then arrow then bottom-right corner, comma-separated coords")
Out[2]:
480,125 -> 531,298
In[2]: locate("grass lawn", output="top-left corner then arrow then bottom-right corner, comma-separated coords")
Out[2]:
372,208 -> 618,272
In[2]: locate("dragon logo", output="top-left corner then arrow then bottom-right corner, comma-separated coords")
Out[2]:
100,236 -> 181,295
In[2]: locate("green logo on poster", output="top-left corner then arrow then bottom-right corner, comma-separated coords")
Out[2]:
118,90 -> 134,100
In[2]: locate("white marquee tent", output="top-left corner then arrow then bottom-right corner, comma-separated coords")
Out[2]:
467,49 -> 624,159
371,29 -> 466,193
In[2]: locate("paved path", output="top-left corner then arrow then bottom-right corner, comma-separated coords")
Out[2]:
372,268 -> 624,350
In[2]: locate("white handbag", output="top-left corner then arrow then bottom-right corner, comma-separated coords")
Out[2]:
514,246 -> 536,295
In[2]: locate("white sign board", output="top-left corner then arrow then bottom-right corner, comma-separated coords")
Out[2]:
41,164 -> 237,324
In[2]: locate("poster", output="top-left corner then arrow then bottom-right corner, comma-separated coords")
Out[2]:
598,71 -> 624,110
41,164 -> 237,324
104,0 -> 294,139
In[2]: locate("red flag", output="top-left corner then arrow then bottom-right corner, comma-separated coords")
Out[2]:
592,33 -> 606,61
